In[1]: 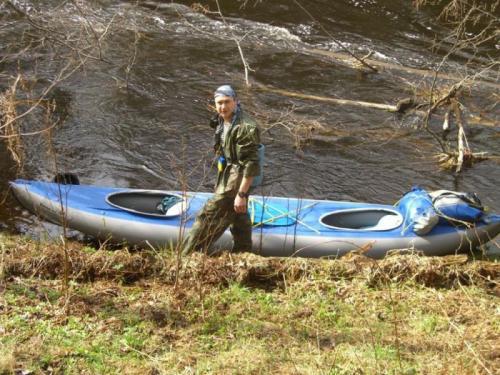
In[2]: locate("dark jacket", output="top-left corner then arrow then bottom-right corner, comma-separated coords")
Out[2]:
214,109 -> 260,195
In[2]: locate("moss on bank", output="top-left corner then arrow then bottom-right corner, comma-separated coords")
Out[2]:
0,234 -> 498,374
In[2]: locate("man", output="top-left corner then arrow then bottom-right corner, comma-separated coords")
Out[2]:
182,85 -> 261,254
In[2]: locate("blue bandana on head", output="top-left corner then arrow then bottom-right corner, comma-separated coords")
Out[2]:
214,85 -> 237,99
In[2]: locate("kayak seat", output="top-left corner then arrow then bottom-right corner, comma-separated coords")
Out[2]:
371,214 -> 403,230
320,208 -> 403,231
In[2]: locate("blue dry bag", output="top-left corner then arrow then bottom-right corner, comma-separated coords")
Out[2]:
396,186 -> 439,235
430,190 -> 484,223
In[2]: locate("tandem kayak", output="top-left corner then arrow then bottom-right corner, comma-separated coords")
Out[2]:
9,179 -> 500,259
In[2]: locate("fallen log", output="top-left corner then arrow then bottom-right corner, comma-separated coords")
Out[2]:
257,84 -> 398,112
255,84 -> 496,127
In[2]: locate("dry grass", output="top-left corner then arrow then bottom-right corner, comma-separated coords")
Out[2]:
0,76 -> 24,168
2,237 -> 498,291
0,350 -> 15,375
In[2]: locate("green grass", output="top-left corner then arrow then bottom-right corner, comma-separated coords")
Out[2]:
0,234 -> 498,374
1,280 -> 154,374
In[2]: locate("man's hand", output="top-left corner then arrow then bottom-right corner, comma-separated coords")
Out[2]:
234,195 -> 247,213
235,175 -> 253,214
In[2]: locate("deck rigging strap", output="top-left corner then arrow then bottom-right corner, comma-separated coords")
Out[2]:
249,199 -> 319,233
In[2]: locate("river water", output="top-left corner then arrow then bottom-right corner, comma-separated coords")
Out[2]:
0,0 -> 498,250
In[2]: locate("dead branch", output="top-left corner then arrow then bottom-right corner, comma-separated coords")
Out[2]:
0,1 -> 125,171
69,0 -> 110,60
245,103 -> 326,150
214,0 -> 253,86
0,60 -> 83,135
452,99 -> 469,173
0,75 -> 23,166
125,28 -> 140,90
435,98 -> 490,171
410,0 -> 499,172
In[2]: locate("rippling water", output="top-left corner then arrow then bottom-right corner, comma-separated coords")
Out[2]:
1,0 -> 498,250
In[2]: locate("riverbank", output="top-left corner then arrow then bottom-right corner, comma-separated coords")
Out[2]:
1,234 -> 498,374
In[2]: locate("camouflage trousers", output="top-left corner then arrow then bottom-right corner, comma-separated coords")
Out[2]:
182,194 -> 252,255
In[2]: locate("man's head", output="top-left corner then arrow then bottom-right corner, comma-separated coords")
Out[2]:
214,85 -> 237,122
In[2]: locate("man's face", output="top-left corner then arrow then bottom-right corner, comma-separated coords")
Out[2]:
215,95 -> 237,121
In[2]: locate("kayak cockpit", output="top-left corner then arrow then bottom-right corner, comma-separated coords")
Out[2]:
320,208 -> 403,231
106,191 -> 187,218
